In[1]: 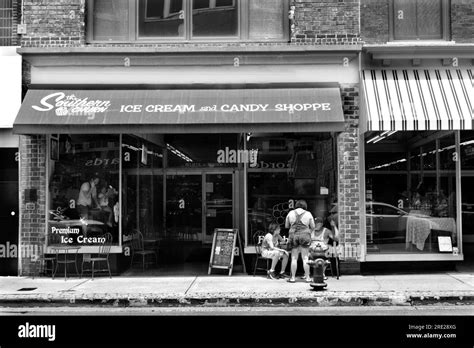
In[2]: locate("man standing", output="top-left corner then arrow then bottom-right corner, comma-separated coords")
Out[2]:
77,175 -> 100,219
285,200 -> 315,283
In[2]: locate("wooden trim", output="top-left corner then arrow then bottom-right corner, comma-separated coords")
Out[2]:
389,0 -> 450,42
87,0 -> 291,43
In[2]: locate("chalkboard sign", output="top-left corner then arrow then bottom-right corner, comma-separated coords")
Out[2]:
208,228 -> 245,276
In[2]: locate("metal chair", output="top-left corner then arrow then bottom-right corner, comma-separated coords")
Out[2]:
81,233 -> 113,279
33,230 -> 59,279
130,229 -> 158,271
252,230 -> 270,276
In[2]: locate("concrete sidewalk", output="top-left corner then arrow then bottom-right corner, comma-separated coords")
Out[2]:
1,272 -> 474,307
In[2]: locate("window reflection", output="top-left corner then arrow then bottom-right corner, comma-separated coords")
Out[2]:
139,0 -> 184,38
365,131 -> 458,254
192,0 -> 238,37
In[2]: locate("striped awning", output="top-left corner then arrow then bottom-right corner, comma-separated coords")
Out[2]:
361,69 -> 473,132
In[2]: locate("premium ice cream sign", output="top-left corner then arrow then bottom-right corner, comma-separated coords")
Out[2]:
32,92 -> 111,117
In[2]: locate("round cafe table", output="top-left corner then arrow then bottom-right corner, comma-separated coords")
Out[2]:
50,245 -> 81,281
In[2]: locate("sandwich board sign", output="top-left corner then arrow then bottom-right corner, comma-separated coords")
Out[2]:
208,228 -> 245,276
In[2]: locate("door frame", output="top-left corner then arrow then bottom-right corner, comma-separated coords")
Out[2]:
164,168 -> 236,243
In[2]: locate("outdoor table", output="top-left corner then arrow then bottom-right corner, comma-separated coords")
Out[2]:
51,245 -> 81,281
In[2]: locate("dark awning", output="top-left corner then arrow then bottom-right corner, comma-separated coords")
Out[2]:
13,88 -> 345,134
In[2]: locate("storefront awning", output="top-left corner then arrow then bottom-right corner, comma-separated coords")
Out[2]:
361,69 -> 473,133
13,88 -> 345,134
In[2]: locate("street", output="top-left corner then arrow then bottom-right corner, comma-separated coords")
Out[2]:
1,305 -> 474,316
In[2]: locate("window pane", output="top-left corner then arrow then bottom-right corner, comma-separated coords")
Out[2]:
247,134 -> 337,245
48,135 -> 121,247
417,0 -> 442,39
393,0 -> 417,40
192,0 -> 238,37
92,0 -> 129,41
249,0 -> 286,40
138,0 -> 184,38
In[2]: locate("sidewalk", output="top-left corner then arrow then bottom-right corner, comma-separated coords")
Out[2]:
1,271 -> 474,307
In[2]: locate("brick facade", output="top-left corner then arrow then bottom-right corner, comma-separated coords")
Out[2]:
18,135 -> 47,276
338,86 -> 361,261
21,0 -> 86,47
291,0 -> 361,45
360,0 -> 389,44
451,0 -> 474,43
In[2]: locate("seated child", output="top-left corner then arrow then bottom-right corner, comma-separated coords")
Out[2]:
310,217 -> 339,277
261,222 -> 290,280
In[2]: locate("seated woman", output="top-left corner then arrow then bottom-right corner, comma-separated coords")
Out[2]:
310,217 -> 339,278
261,222 -> 290,280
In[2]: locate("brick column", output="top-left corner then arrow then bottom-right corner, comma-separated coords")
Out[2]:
337,85 -> 361,264
19,135 -> 47,276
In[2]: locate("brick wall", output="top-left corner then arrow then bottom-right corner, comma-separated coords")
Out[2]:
337,85 -> 361,261
451,0 -> 474,43
19,135 -> 47,276
360,0 -> 389,44
21,0 -> 85,47
291,0 -> 361,44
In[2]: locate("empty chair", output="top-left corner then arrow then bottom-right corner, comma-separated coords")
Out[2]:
130,229 -> 158,271
81,233 -> 113,279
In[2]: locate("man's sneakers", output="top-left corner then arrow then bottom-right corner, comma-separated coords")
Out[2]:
287,278 -> 296,283
278,272 -> 290,279
267,270 -> 278,280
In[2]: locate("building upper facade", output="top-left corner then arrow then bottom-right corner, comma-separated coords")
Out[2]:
361,0 -> 474,44
19,0 -> 361,48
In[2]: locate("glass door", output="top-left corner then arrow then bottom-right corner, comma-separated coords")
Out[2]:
204,173 -> 234,244
166,174 -> 202,241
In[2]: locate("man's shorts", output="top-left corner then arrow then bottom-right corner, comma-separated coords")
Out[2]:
288,232 -> 311,249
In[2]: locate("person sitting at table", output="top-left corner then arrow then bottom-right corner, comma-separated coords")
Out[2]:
77,175 -> 100,219
310,217 -> 339,278
261,222 -> 289,280
98,185 -> 116,227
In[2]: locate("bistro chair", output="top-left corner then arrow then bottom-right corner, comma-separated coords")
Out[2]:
81,233 -> 113,279
130,229 -> 158,271
252,230 -> 270,276
33,230 -> 59,279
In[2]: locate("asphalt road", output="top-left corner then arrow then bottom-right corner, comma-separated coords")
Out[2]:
1,305 -> 474,316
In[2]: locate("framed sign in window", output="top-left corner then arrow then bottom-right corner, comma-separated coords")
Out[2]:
50,138 -> 59,161
438,236 -> 453,253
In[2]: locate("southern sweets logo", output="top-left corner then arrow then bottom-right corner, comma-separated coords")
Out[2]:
32,92 -> 111,118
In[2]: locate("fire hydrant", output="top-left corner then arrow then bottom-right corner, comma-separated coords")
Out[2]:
306,243 -> 329,290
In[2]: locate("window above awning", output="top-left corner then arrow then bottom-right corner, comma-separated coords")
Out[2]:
13,88 -> 345,134
361,69 -> 473,133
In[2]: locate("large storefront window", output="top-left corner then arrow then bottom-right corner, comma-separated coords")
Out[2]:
247,133 -> 337,244
48,135 -> 120,247
365,131 -> 459,254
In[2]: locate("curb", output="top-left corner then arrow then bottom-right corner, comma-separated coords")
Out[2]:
0,292 -> 473,307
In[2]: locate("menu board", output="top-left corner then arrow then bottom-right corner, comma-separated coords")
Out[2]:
208,228 -> 239,276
